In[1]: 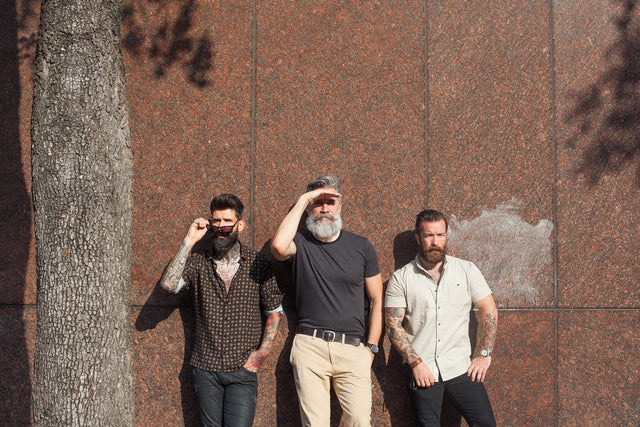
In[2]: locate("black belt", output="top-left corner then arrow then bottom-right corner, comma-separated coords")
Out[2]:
296,326 -> 362,346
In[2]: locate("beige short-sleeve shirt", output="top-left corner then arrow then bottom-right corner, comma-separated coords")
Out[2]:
385,255 -> 492,381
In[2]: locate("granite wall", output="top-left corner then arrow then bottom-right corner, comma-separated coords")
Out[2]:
2,0 -> 639,425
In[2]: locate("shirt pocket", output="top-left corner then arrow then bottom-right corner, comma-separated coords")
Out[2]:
444,281 -> 471,310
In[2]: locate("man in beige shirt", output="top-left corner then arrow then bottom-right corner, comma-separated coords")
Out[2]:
385,209 -> 498,427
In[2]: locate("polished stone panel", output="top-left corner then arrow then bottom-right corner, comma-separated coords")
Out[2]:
132,307 -> 198,426
426,0 -> 555,308
489,311 -> 556,426
253,0 -> 427,280
558,311 -> 640,426
554,0 -> 640,307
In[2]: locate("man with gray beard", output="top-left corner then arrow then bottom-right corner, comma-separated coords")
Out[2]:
271,175 -> 383,427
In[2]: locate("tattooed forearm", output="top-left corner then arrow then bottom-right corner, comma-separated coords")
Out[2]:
384,307 -> 421,364
159,241 -> 193,292
259,311 -> 282,351
246,311 -> 282,370
476,311 -> 498,354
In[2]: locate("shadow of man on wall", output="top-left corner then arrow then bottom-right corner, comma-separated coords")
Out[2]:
135,277 -> 200,426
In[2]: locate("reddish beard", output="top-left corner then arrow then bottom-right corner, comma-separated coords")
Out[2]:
420,245 -> 446,263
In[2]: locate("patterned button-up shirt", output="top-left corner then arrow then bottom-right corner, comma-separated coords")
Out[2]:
181,242 -> 282,372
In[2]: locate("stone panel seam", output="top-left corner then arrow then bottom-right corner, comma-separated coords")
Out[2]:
424,0 -> 430,207
249,0 -> 258,250
549,0 -> 559,425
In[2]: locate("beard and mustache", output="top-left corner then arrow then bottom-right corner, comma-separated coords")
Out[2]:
306,212 -> 343,240
208,229 -> 239,258
420,243 -> 447,263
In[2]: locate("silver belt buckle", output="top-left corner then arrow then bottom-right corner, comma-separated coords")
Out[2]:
321,330 -> 336,342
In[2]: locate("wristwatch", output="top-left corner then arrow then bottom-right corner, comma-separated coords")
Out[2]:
365,343 -> 379,354
480,349 -> 492,357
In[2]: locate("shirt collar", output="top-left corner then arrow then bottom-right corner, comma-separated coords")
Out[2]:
414,254 -> 448,274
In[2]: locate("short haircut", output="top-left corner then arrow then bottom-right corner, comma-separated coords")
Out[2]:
210,193 -> 244,219
414,209 -> 448,234
306,175 -> 342,194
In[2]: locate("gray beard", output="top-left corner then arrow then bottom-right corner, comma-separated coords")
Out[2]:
306,213 -> 342,240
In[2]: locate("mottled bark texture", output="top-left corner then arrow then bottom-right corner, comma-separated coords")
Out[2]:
30,0 -> 133,424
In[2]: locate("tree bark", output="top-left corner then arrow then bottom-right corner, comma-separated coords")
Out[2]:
30,0 -> 134,424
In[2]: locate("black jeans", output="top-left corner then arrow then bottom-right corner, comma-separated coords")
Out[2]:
192,366 -> 258,427
406,367 -> 496,427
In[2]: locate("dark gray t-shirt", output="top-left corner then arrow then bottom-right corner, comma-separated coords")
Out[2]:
293,229 -> 380,336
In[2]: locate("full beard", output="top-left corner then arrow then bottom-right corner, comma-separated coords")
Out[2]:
211,230 -> 239,258
420,244 -> 447,263
306,213 -> 343,240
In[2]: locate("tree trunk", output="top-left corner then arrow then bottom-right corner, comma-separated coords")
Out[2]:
30,0 -> 134,424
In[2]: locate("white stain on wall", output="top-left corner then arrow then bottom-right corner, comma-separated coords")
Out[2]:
448,199 -> 554,305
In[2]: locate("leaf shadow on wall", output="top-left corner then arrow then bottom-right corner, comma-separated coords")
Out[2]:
565,0 -> 640,187
122,0 -> 215,88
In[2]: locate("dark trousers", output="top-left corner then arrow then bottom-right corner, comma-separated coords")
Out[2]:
192,366 -> 258,427
406,367 -> 496,427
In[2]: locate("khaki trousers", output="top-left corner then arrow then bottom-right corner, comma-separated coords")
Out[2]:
290,333 -> 372,427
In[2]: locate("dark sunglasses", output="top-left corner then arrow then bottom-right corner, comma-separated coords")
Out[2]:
207,219 -> 238,236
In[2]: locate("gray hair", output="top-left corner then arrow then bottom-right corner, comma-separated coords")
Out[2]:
306,175 -> 342,194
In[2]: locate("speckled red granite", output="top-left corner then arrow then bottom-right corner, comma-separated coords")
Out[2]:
558,311 -> 640,426
426,0 -> 555,309
252,0 -> 428,284
489,311 -> 556,426
125,0 -> 255,308
554,0 -> 640,308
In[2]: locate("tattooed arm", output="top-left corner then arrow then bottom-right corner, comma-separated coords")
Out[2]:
467,294 -> 498,382
159,218 -> 209,292
244,310 -> 283,372
385,307 -> 436,387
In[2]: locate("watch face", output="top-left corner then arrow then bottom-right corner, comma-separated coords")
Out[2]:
367,343 -> 379,353
481,349 -> 490,357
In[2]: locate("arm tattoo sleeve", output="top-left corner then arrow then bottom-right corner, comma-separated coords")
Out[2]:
247,312 -> 282,366
159,242 -> 192,292
477,311 -> 497,353
385,307 -> 421,365
259,312 -> 281,350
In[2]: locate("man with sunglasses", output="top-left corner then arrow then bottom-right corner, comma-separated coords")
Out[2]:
160,193 -> 283,427
271,175 -> 383,427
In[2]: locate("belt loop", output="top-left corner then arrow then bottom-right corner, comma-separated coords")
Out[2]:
313,329 -> 318,338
